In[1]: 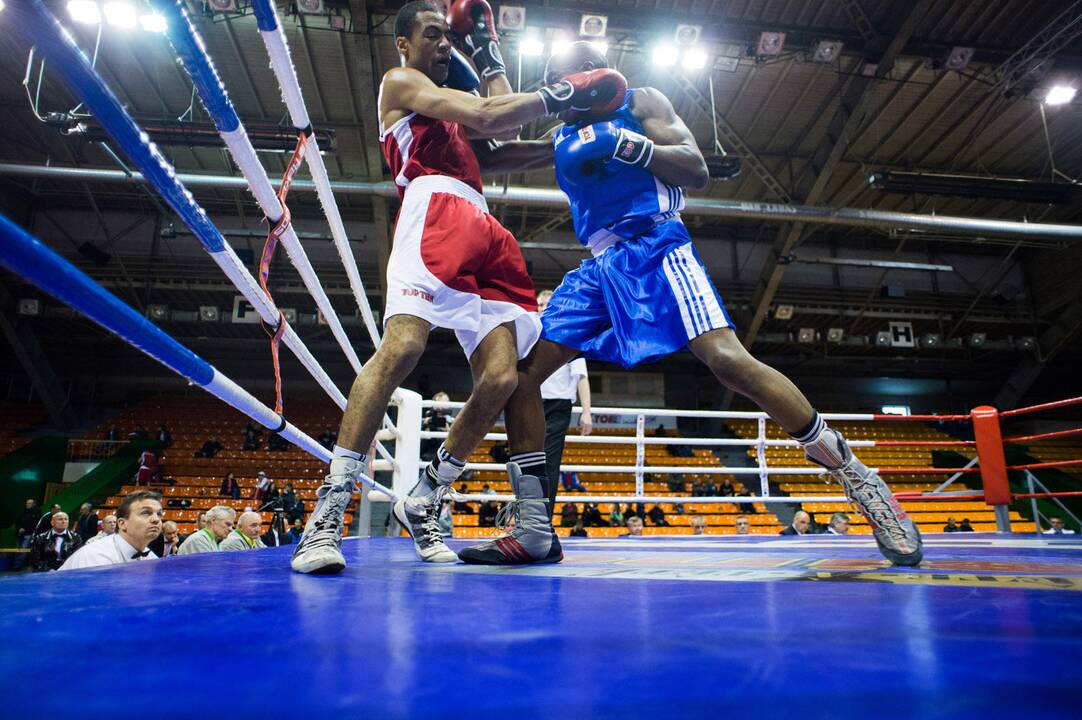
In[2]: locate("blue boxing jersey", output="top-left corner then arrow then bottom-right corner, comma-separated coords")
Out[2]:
553,89 -> 684,250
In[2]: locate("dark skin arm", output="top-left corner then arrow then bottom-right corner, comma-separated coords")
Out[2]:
379,66 -> 546,137
471,124 -> 558,175
630,87 -> 710,189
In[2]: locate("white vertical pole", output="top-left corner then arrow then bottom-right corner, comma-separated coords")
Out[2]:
635,414 -> 645,498
757,417 -> 770,498
392,388 -> 423,499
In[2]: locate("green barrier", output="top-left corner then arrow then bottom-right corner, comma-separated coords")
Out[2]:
0,437 -> 68,533
46,439 -> 160,515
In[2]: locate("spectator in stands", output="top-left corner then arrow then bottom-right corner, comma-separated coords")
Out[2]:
623,516 -> 644,537
195,513 -> 207,532
667,473 -> 686,493
129,426 -> 149,441
252,471 -> 272,503
268,432 -> 290,452
609,505 -> 624,527
691,480 -> 704,497
281,483 -> 304,523
702,479 -> 718,496
60,490 -> 163,570
780,511 -> 811,536
135,450 -> 158,486
262,514 -> 291,547
421,391 -> 455,461
258,479 -> 280,510
570,519 -> 588,538
30,512 -> 81,571
195,436 -> 223,459
241,422 -> 262,451
159,521 -> 181,557
719,478 -> 735,497
582,503 -> 607,527
35,503 -> 62,534
452,482 -> 474,514
86,514 -> 117,543
735,515 -> 750,535
627,502 -> 646,521
478,499 -> 499,527
74,502 -> 100,541
220,472 -> 241,499
1044,517 -> 1076,535
178,505 -> 235,555
691,516 -> 707,535
157,424 -> 173,448
104,426 -> 119,442
735,486 -> 756,513
289,517 -> 305,543
221,511 -> 266,551
826,513 -> 850,535
943,517 -> 960,533
560,503 -> 579,528
317,428 -> 338,451
13,499 -> 40,570
561,471 -> 587,492
958,518 -> 975,532
647,504 -> 670,527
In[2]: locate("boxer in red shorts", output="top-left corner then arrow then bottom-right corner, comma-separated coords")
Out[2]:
291,0 -> 627,573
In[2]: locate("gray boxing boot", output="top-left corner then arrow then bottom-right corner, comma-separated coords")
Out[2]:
803,427 -> 923,566
291,457 -> 358,574
458,463 -> 563,565
392,472 -> 457,563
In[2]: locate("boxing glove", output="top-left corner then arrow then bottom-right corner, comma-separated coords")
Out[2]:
447,0 -> 505,80
555,122 -> 654,183
537,69 -> 627,120
443,47 -> 480,93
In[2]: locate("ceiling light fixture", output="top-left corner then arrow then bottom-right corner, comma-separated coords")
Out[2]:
1045,85 -> 1077,106
67,0 -> 101,25
652,43 -> 679,67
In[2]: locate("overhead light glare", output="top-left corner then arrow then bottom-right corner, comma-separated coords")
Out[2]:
550,31 -> 572,58
682,47 -> 709,70
519,35 -> 544,56
652,43 -> 678,67
1045,85 -> 1077,106
139,12 -> 167,33
588,40 -> 608,55
104,1 -> 137,29
67,0 -> 101,24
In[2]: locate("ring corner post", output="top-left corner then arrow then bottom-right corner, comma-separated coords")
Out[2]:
971,405 -> 1011,532
392,388 -> 423,500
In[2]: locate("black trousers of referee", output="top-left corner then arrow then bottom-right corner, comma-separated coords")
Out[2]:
542,398 -> 573,521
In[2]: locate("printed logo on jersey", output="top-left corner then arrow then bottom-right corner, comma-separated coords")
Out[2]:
578,126 -> 596,143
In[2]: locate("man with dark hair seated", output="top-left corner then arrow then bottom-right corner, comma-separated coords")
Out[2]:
60,490 -> 163,570
195,436 -> 223,459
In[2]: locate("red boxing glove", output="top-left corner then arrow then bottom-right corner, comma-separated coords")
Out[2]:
446,0 -> 505,80
537,68 -> 628,120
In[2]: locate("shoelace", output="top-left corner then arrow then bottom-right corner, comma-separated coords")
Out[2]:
299,480 -> 354,551
838,472 -> 910,543
494,499 -> 521,532
417,486 -> 449,547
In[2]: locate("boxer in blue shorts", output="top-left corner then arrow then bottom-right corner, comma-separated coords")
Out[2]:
457,42 -> 922,568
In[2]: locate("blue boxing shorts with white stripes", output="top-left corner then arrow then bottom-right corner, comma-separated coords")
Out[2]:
540,219 -> 733,368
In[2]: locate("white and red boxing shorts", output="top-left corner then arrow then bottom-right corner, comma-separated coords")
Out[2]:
385,175 -> 540,360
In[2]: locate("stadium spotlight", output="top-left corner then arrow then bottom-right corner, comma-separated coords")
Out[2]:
103,1 -> 138,29
682,47 -> 709,70
652,43 -> 679,67
519,31 -> 544,57
67,0 -> 101,24
139,12 -> 167,33
589,40 -> 608,55
550,30 -> 573,58
0,1 -> 6,12
1045,85 -> 1077,106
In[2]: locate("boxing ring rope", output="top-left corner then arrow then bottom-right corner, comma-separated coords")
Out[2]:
418,398 -> 1082,533
155,0 -> 362,374
7,2 -> 347,410
0,211 -> 394,503
247,0 -> 383,351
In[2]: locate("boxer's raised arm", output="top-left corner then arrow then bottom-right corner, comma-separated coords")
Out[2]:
632,88 -> 709,189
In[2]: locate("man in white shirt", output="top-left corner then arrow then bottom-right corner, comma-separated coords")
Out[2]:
220,511 -> 267,551
826,512 -> 850,535
1043,517 -> 1076,535
86,514 -> 117,543
178,505 -> 235,555
60,490 -> 163,571
537,290 -> 593,519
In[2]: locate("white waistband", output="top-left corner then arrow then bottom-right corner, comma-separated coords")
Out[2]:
585,213 -> 682,257
404,175 -> 489,214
